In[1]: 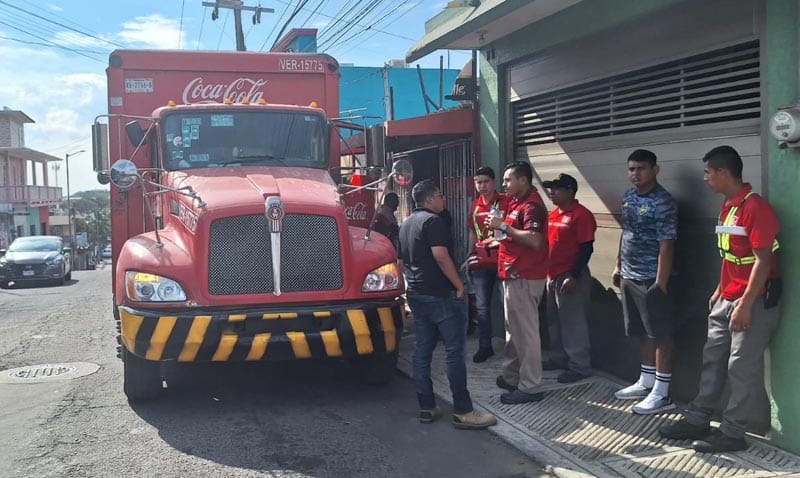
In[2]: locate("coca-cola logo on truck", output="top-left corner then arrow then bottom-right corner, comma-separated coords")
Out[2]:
181,77 -> 269,104
345,202 -> 368,221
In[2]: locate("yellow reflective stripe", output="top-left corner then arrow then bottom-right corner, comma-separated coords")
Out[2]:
286,332 -> 312,358
262,312 -> 298,320
320,330 -> 343,357
377,307 -> 397,352
178,315 -> 212,362
246,333 -> 270,361
347,310 -> 374,355
146,316 -> 177,360
119,310 -> 144,353
212,332 -> 238,361
228,314 -> 246,322
313,311 -> 331,318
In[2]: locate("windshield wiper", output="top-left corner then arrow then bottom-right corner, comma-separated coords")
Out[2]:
209,155 -> 289,167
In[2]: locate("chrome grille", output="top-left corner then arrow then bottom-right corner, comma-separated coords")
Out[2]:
208,214 -> 342,295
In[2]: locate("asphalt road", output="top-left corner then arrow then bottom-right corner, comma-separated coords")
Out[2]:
0,268 -> 545,478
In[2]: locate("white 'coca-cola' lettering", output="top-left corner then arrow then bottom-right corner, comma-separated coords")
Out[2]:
181,77 -> 268,104
345,202 -> 368,221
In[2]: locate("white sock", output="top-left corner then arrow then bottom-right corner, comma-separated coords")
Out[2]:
652,372 -> 671,397
639,365 -> 656,388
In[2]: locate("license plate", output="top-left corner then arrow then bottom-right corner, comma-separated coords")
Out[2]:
22,270 -> 34,276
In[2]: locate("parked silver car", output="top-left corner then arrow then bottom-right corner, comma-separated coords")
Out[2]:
0,236 -> 72,287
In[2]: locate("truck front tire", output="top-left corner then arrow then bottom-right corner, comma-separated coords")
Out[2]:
123,349 -> 162,401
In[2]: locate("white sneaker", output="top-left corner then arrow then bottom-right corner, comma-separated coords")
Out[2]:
632,394 -> 676,415
614,382 -> 651,400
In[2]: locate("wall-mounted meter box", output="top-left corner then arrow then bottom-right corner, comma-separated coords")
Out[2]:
769,108 -> 800,143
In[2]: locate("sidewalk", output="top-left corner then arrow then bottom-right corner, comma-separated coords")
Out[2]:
397,333 -> 800,478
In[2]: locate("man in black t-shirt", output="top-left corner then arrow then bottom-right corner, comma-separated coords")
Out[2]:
398,179 -> 496,430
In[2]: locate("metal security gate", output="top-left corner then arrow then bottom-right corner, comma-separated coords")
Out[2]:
439,140 -> 474,264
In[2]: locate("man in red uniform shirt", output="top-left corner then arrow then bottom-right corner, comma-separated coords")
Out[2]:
542,173 -> 597,384
660,145 -> 781,453
485,161 -> 549,404
463,166 -> 508,363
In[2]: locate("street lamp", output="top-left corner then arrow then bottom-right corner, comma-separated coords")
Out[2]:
65,150 -> 85,268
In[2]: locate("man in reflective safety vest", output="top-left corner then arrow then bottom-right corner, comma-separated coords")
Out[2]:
660,145 -> 782,454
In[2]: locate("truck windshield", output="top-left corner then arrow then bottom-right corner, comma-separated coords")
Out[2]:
161,110 -> 326,170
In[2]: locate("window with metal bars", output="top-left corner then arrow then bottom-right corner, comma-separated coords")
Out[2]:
513,40 -> 760,147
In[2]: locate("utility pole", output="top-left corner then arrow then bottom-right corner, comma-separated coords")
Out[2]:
65,150 -> 85,269
202,0 -> 274,51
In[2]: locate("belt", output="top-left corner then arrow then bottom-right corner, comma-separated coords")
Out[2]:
624,277 -> 655,286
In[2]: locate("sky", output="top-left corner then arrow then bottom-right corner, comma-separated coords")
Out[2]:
0,0 -> 472,193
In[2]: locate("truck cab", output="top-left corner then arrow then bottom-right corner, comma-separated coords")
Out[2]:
95,50 -> 405,401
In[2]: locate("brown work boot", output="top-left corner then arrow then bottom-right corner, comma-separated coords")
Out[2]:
418,406 -> 443,424
452,410 -> 497,430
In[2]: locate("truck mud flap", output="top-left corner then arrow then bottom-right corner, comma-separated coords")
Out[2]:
118,304 -> 403,363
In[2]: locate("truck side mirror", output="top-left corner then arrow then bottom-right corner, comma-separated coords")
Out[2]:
125,121 -> 147,147
92,123 -> 109,172
390,159 -> 413,187
366,124 -> 386,168
109,159 -> 139,190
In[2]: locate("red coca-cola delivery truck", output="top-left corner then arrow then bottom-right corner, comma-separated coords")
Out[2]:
92,50 -> 406,401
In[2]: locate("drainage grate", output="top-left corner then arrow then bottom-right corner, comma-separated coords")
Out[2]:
0,362 -> 100,384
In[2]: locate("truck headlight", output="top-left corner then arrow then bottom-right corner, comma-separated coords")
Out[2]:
362,263 -> 400,292
125,271 -> 187,302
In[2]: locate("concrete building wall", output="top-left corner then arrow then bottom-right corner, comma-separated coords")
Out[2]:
0,117 -> 11,147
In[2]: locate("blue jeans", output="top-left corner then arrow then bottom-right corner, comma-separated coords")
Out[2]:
407,292 -> 473,414
469,268 -> 498,349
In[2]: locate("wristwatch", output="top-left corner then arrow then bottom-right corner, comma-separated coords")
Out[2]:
500,223 -> 508,233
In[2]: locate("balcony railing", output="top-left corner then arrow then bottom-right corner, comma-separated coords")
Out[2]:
0,186 -> 63,207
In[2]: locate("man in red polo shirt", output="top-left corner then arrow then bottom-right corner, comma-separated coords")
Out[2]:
463,166 -> 508,363
485,161 -> 549,404
542,173 -> 597,384
660,145 -> 781,453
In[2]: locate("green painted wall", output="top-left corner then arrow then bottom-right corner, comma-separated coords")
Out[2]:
479,49 -> 501,175
764,0 -> 800,453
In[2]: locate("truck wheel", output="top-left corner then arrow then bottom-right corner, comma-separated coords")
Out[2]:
123,349 -> 162,401
354,351 -> 398,385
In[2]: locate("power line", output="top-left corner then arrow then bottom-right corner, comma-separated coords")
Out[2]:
299,0 -> 329,28
328,0 -> 420,55
216,10 -> 230,50
271,0 -> 414,42
259,0 -> 292,51
324,0 -> 406,52
271,0 -> 310,50
0,19 -> 105,62
0,34 -> 106,59
317,0 -> 369,42
178,0 -> 186,48
197,5 -> 207,49
318,0 -> 386,50
0,0 -> 125,48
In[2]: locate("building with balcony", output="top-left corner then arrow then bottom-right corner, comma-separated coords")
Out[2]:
0,107 -> 62,249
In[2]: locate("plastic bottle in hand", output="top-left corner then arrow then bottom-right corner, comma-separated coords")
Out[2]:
489,203 -> 507,241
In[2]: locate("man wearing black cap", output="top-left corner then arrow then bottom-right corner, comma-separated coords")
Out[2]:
542,173 -> 597,383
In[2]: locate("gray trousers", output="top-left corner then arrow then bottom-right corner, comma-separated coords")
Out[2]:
502,278 -> 546,394
685,296 -> 781,438
545,269 -> 592,375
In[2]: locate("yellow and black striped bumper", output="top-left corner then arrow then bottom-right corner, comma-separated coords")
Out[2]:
118,299 -> 404,363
